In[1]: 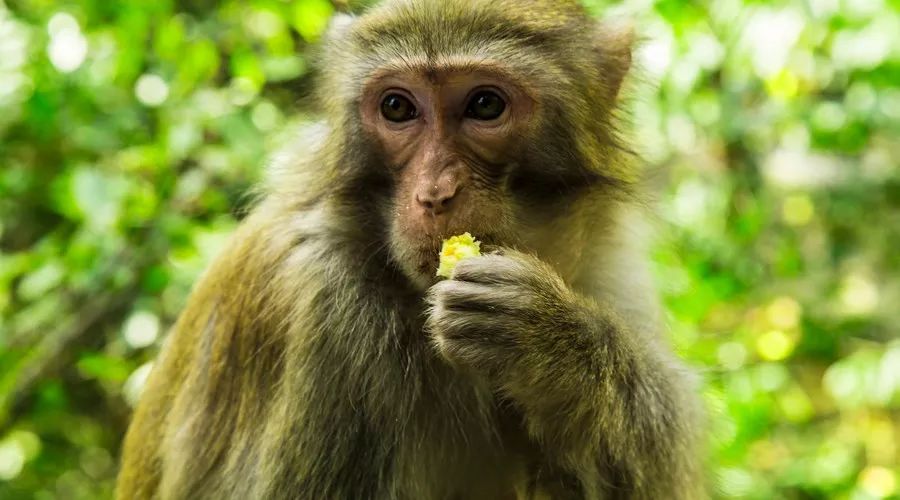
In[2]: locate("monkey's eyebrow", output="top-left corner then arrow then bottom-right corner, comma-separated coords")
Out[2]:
372,57 -> 512,77
363,57 -> 536,96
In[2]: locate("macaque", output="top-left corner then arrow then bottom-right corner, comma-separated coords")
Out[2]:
116,0 -> 705,498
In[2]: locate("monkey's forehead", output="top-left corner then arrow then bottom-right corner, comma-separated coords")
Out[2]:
326,0 -> 596,95
359,0 -> 587,32
347,0 -> 593,61
361,0 -> 588,30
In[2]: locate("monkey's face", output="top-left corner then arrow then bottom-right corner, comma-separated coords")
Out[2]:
360,69 -> 535,289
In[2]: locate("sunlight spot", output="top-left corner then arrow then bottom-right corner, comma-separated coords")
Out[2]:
767,296 -> 802,329
782,194 -> 815,226
0,439 -> 25,481
134,74 -> 169,107
123,311 -> 160,349
840,273 -> 879,316
123,362 -> 154,407
47,13 -> 87,73
756,330 -> 795,361
859,466 -> 897,498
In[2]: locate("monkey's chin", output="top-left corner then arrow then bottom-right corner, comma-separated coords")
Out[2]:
390,245 -> 442,291
405,257 -> 443,291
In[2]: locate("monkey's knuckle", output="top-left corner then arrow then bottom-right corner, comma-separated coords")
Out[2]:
453,255 -> 531,286
449,257 -> 488,280
436,334 -> 496,365
440,314 -> 475,338
425,303 -> 452,331
427,279 -> 453,297
504,295 -> 537,313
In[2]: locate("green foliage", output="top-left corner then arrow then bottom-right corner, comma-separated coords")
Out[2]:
0,0 -> 898,498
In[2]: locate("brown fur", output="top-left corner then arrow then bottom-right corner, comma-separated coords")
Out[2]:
116,1 -> 705,498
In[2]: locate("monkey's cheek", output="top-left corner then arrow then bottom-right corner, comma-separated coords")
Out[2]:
393,249 -> 441,291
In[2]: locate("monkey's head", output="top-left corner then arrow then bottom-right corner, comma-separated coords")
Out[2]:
318,0 -> 635,289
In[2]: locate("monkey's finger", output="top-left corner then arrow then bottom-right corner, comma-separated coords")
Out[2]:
451,254 -> 529,284
428,308 -> 518,347
430,280 -> 533,313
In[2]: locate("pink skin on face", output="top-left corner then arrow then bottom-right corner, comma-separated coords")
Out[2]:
359,67 -> 535,284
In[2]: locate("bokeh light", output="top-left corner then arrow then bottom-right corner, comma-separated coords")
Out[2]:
0,0 -> 898,498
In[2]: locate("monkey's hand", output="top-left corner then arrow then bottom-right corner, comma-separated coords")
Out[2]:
426,249 -> 591,385
426,249 -> 703,498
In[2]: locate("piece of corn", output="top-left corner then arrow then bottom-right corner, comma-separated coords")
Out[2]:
436,232 -> 482,278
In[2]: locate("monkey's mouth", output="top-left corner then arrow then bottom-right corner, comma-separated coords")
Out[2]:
411,244 -> 442,277
408,231 -> 498,278
390,224 -> 504,288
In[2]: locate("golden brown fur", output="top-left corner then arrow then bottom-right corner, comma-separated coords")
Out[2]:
117,1 -> 705,498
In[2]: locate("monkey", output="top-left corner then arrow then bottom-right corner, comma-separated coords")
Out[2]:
116,0 -> 706,498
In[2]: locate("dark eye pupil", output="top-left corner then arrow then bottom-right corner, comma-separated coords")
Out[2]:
466,91 -> 506,120
381,94 -> 416,122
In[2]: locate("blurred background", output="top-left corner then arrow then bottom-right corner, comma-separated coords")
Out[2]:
0,0 -> 897,498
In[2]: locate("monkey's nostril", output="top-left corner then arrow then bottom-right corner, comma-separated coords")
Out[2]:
415,193 -> 434,210
416,180 -> 460,214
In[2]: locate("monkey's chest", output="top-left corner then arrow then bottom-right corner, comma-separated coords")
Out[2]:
385,405 -> 538,499
392,440 -> 526,500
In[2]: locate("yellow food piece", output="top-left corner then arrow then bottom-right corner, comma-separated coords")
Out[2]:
436,232 -> 482,278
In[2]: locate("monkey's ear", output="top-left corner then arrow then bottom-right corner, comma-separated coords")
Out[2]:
324,13 -> 356,43
594,19 -> 635,100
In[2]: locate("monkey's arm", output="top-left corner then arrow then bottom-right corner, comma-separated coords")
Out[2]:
117,204 -> 291,499
427,250 -> 704,499
116,316 -> 196,500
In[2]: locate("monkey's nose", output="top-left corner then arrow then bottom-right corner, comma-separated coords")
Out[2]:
415,184 -> 457,215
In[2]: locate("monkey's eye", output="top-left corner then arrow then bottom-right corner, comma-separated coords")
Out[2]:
381,94 -> 418,122
465,90 -> 506,121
